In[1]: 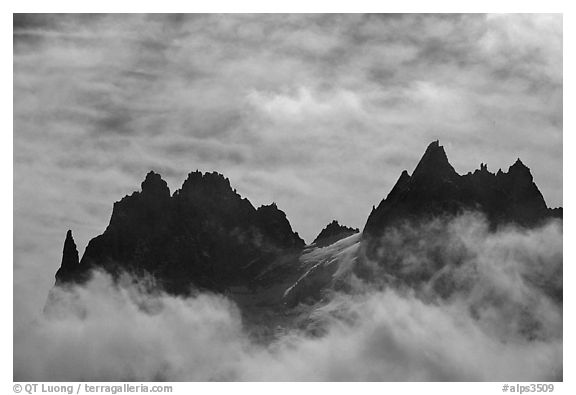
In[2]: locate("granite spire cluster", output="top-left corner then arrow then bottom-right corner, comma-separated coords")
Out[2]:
54,141 -> 562,303
55,170 -> 304,294
363,141 -> 559,238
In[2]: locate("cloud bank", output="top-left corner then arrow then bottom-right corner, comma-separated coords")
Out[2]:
14,215 -> 562,381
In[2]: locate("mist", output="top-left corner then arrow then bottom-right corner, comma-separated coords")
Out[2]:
14,214 -> 562,381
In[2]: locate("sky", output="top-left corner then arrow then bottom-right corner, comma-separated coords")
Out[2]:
13,14 -> 562,326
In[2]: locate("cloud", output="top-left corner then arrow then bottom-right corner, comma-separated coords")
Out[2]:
480,14 -> 562,84
363,214 -> 563,339
14,215 -> 562,381
247,87 -> 364,122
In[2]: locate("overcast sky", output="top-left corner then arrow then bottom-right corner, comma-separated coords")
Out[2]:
14,14 -> 562,325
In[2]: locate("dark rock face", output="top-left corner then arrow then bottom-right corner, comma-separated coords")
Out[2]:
361,141 -> 562,289
312,220 -> 359,247
548,207 -> 563,218
255,203 -> 306,250
55,170 -> 305,295
54,230 -> 80,285
363,140 -> 560,240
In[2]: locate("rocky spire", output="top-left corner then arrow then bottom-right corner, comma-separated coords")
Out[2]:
508,158 -> 533,181
55,230 -> 79,284
363,140 -> 559,239
61,230 -> 79,268
313,220 -> 359,247
179,171 -> 233,194
54,168 -> 307,294
411,140 -> 458,182
141,171 -> 170,198
256,203 -> 305,249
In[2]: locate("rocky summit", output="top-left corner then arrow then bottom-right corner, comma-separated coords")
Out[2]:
56,170 -> 305,295
312,220 -> 359,247
363,140 -> 560,240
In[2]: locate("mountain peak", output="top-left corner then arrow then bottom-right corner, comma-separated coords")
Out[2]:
141,171 -> 170,198
313,220 -> 359,247
56,169 -> 306,294
510,158 -> 528,170
411,140 -> 457,181
363,141 -> 557,239
55,229 -> 79,284
179,170 -> 233,196
508,158 -> 533,181
256,203 -> 305,249
62,230 -> 78,264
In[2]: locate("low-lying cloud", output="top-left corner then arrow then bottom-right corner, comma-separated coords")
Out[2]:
14,215 -> 562,381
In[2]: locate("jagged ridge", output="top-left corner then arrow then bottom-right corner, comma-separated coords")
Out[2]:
312,220 -> 359,248
56,170 -> 305,295
54,141 -> 562,309
363,140 -> 560,238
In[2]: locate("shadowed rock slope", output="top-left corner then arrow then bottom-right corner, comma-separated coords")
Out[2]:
312,220 -> 359,247
56,171 -> 305,295
363,140 -> 561,240
358,140 -> 562,295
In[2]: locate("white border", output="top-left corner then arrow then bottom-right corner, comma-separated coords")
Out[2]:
4,2 -> 573,394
